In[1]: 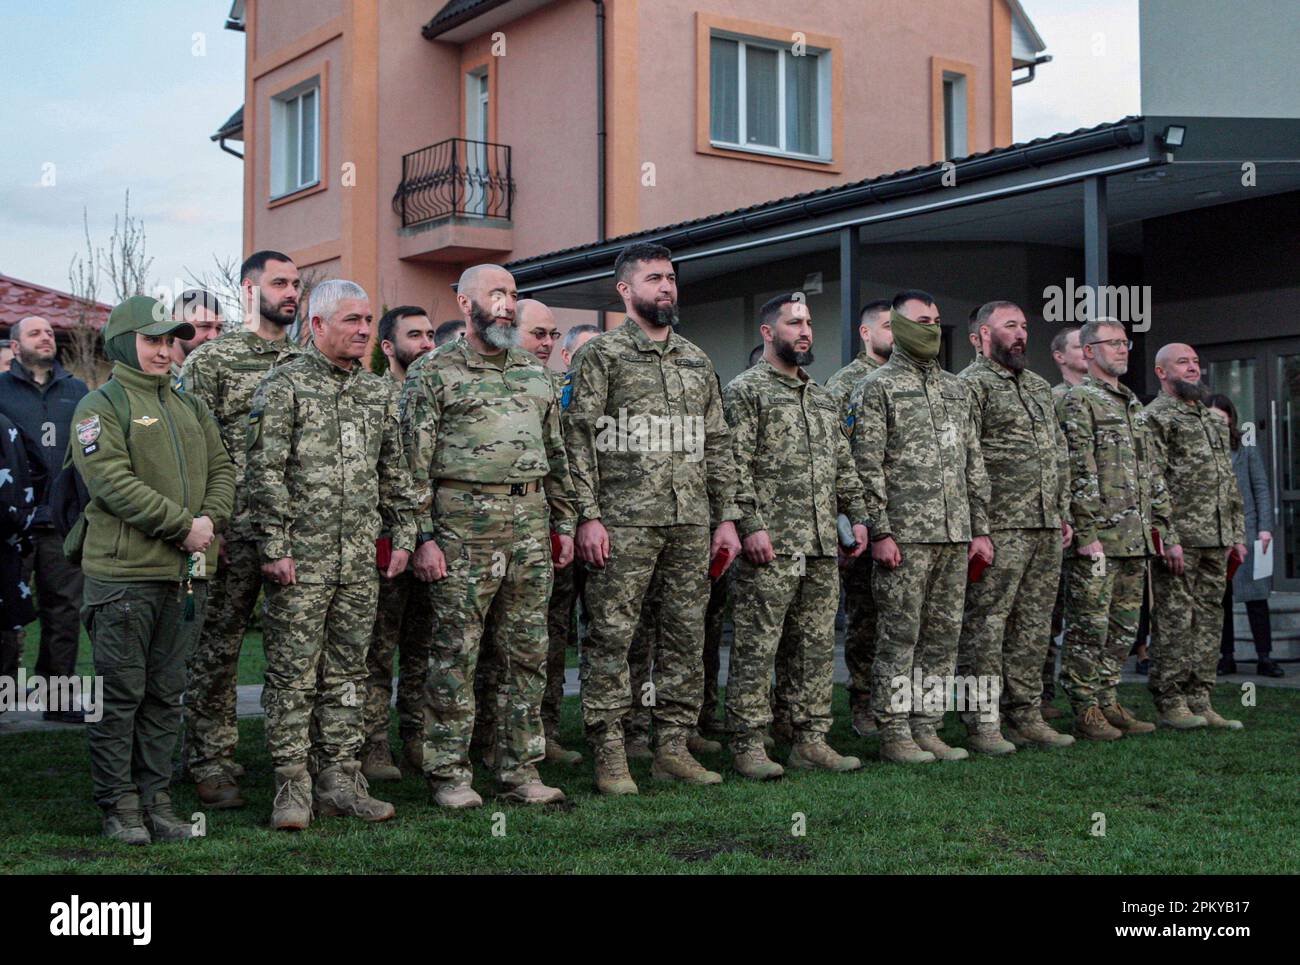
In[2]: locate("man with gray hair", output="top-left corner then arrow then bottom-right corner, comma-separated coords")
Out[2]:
246,278 -> 418,829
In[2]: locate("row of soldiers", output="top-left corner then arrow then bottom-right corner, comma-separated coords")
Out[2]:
75,239 -> 1245,841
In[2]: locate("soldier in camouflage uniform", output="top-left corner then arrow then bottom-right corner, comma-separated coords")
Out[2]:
723,294 -> 870,779
1144,343 -> 1247,729
247,280 -> 417,829
956,302 -> 1075,754
403,268 -> 576,810
358,307 -> 437,781
849,292 -> 991,764
167,289 -> 224,391
825,298 -> 892,736
1060,319 -> 1174,741
180,251 -> 303,809
566,242 -> 741,795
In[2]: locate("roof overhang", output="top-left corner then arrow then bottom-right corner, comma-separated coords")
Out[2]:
422,0 -> 554,42
507,117 -> 1300,311
225,0 -> 245,32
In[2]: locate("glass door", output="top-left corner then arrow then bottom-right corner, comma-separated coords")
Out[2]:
463,70 -> 489,217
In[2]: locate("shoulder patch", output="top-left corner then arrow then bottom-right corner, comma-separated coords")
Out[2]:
561,371 -> 573,410
76,416 -> 100,445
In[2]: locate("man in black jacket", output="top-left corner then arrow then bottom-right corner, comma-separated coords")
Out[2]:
0,315 -> 89,722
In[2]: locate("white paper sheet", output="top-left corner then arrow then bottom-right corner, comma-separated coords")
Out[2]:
1253,538 -> 1274,581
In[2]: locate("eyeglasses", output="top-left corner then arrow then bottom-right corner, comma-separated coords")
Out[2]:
1087,338 -> 1133,350
528,329 -> 561,341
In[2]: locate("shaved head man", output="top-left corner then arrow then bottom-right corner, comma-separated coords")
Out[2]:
457,264 -> 518,352
1154,343 -> 1206,403
517,299 -> 560,366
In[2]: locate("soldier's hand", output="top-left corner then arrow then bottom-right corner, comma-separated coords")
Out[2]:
554,534 -> 575,569
742,530 -> 775,565
1228,543 -> 1247,566
182,515 -> 215,553
1164,543 -> 1185,575
1060,521 -> 1074,550
263,557 -> 297,586
1259,530 -> 1273,552
711,521 -> 741,573
871,536 -> 901,569
1078,539 -> 1104,559
849,524 -> 870,558
385,548 -> 411,579
413,540 -> 447,582
577,520 -> 610,567
969,535 -> 994,566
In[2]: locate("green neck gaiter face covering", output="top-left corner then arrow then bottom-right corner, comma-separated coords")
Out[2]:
105,331 -> 141,370
890,308 -> 941,363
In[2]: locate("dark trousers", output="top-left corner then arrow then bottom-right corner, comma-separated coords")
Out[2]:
0,529 -> 85,681
1220,586 -> 1272,657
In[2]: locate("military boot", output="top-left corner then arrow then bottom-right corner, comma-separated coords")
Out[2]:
851,704 -> 878,737
788,737 -> 863,772
429,780 -> 484,809
544,738 -> 583,766
314,762 -> 396,823
593,741 -> 639,796
1040,703 -> 1065,720
1009,716 -> 1076,748
624,736 -> 654,760
1188,702 -> 1243,730
879,730 -> 937,764
1101,702 -> 1156,735
103,793 -> 151,846
195,771 -> 245,810
687,732 -> 722,756
1073,705 -> 1123,742
965,722 -> 1017,756
144,791 -> 197,842
499,766 -> 566,805
651,734 -> 723,785
1157,700 -> 1209,730
360,740 -> 403,782
911,725 -> 969,761
730,739 -> 784,780
271,764 -> 313,831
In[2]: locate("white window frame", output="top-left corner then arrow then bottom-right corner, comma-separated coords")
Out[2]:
709,31 -> 832,163
270,78 -> 321,199
942,71 -> 968,160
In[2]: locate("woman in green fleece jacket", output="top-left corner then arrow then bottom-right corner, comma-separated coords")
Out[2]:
70,295 -> 235,845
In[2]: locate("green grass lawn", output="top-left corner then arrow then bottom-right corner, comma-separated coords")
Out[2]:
3,683 -> 1297,874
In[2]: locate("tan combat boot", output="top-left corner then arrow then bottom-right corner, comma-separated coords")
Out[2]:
788,737 -> 863,772
1189,701 -> 1243,730
103,792 -> 151,846
1157,700 -> 1208,730
911,725 -> 969,761
545,738 -> 583,766
1101,702 -> 1155,735
625,735 -> 654,760
1009,716 -> 1076,748
879,730 -> 937,764
651,734 -> 723,785
271,764 -> 313,830
593,740 -> 639,796
1073,705 -> 1123,742
314,762 -> 396,822
429,780 -> 484,809
966,722 -> 1017,756
851,705 -> 879,737
196,770 -> 245,810
499,766 -> 566,805
360,740 -> 403,782
688,732 -> 722,756
731,740 -> 785,780
144,791 -> 198,842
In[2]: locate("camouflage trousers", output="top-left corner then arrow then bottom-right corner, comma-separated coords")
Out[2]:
184,539 -> 263,782
425,487 -> 550,785
1061,554 -> 1145,712
1044,565 -> 1066,699
956,528 -> 1062,728
726,555 -> 839,743
261,577 -> 378,768
1149,546 -> 1228,712
841,553 -> 876,714
581,524 -> 709,747
870,542 -> 967,737
362,570 -> 435,749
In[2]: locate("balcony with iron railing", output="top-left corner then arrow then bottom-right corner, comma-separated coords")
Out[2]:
392,137 -> 515,262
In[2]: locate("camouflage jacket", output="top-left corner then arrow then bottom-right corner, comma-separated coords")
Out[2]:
1060,375 -> 1174,557
825,350 -> 883,405
722,360 -> 867,557
182,329 -> 303,539
1142,393 -> 1245,548
959,354 -> 1069,531
401,338 -> 576,537
849,347 -> 990,543
563,318 -> 739,528
245,343 -> 416,583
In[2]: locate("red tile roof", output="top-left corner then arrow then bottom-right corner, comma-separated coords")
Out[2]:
0,273 -> 110,334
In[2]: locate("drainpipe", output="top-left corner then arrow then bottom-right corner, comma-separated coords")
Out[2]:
592,0 -> 606,242
1012,53 -> 1052,86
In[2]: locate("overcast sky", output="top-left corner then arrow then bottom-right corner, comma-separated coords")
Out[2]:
0,0 -> 1140,299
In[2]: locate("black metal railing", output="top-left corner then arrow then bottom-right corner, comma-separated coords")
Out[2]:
391,137 -> 514,227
